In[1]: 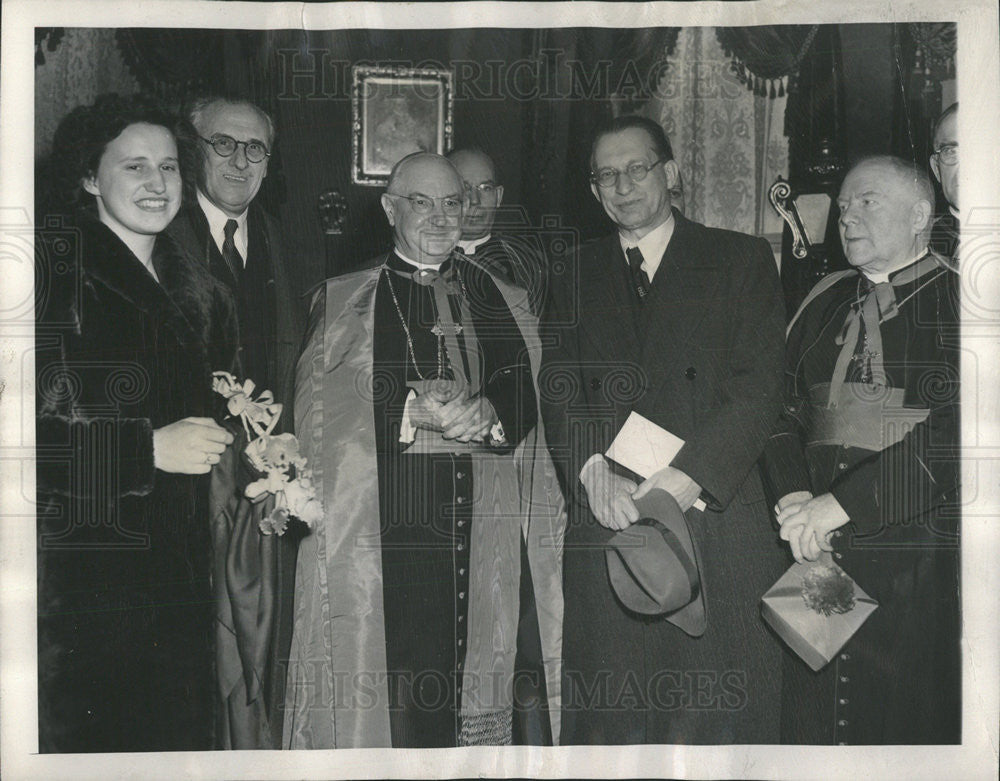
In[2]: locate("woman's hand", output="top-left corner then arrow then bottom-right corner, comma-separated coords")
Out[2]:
153,417 -> 234,474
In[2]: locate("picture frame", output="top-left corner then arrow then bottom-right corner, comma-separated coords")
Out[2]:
351,64 -> 454,186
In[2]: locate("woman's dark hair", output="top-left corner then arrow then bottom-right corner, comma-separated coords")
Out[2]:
50,93 -> 197,210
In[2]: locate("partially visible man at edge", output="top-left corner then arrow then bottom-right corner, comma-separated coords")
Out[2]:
929,102 -> 960,263
763,155 -> 961,744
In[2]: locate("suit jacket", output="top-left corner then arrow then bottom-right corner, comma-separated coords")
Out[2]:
167,201 -> 302,415
166,200 -> 304,748
540,209 -> 787,744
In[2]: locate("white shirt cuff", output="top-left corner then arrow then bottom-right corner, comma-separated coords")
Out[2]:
579,453 -> 606,483
399,390 -> 417,444
490,420 -> 506,445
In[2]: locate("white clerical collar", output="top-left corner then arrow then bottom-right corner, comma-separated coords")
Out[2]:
394,247 -> 448,271
862,250 -> 927,285
619,213 -> 675,280
197,190 -> 248,263
457,234 -> 492,255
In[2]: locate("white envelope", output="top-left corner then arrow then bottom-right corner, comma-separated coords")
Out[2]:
605,411 -> 706,511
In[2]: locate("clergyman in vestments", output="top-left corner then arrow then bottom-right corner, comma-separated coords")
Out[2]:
763,156 -> 961,744
283,152 -> 542,748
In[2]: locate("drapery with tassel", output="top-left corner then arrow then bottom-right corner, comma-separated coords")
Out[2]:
715,25 -> 819,100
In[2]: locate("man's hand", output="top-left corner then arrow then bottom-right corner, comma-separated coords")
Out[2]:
439,395 -> 499,442
579,458 -> 639,531
153,417 -> 234,474
406,392 -> 449,433
777,492 -> 850,563
633,466 -> 702,511
775,490 -> 814,524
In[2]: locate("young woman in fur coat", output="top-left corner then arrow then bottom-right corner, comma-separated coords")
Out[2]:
36,95 -> 239,752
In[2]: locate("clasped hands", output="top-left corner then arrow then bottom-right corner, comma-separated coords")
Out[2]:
407,388 -> 499,443
580,458 -> 701,531
775,491 -> 850,563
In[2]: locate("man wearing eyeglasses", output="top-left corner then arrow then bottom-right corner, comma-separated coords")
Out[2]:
929,102 -> 960,262
447,148 -> 547,315
541,115 -> 786,744
167,96 -> 303,750
285,152 -> 539,749
448,147 -> 564,746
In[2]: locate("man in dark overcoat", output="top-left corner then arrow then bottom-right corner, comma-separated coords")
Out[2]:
166,96 -> 303,748
540,115 -> 787,744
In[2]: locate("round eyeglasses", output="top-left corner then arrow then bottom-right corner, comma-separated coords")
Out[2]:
388,193 -> 463,216
933,143 -> 958,166
590,157 -> 667,189
463,181 -> 498,198
200,134 -> 270,164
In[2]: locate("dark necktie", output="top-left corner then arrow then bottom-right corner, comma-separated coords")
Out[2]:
626,246 -> 650,302
222,218 -> 243,285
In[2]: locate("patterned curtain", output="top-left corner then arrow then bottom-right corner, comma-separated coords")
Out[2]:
34,28 -> 140,159
648,27 -> 788,244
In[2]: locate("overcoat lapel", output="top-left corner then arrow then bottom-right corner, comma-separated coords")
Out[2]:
578,234 -> 641,365
640,212 -> 719,398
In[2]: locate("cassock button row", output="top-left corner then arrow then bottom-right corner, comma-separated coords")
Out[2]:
459,591 -> 466,599
840,653 -> 850,661
458,639 -> 463,647
837,463 -> 847,471
839,698 -> 849,705
457,519 -> 466,527
456,496 -> 465,505
458,614 -> 464,622
456,471 -> 465,479
685,367 -> 697,380
839,676 -> 849,683
459,568 -> 465,576
457,543 -> 464,551
838,720 -> 848,727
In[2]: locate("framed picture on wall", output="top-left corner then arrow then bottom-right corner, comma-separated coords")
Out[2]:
352,64 -> 454,186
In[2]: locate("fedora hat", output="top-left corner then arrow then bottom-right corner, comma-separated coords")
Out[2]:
605,488 -> 707,636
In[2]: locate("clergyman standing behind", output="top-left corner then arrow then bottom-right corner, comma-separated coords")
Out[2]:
447,148 -> 548,314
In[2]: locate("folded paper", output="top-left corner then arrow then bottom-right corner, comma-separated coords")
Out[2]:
605,411 -> 705,511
